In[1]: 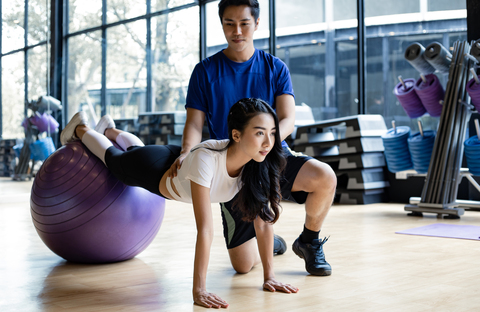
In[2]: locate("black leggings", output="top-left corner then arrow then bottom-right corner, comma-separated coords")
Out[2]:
104,144 -> 181,197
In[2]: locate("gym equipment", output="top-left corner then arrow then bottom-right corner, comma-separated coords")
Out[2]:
464,119 -> 480,175
30,140 -> 165,263
470,39 -> 480,63
466,68 -> 480,111
28,112 -> 60,134
464,136 -> 480,175
404,42 -> 436,75
424,42 -> 452,74
408,128 -> 435,174
293,115 -> 389,204
394,76 -> 426,118
414,74 -> 444,117
381,124 -> 413,173
405,41 -> 479,218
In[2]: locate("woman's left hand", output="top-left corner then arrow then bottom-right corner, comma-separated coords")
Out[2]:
263,278 -> 299,293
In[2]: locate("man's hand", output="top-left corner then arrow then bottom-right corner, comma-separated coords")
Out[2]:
169,153 -> 188,177
263,278 -> 299,293
193,289 -> 229,309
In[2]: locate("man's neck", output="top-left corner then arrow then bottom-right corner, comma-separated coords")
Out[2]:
223,46 -> 255,63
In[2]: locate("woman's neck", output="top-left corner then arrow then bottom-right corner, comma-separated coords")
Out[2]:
226,144 -> 250,177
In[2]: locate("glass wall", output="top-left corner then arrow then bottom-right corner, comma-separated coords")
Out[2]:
1,53 -> 25,139
65,0 -> 199,122
27,45 -> 48,98
106,21 -> 147,119
68,0 -> 102,33
2,0 -> 25,54
1,0 -> 51,139
67,31 -> 102,124
0,0 -> 469,138
364,0 -> 467,134
151,7 -> 199,112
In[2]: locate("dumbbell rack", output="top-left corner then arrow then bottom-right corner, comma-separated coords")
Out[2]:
405,41 -> 480,218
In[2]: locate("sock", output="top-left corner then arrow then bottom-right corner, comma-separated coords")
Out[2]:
115,132 -> 144,151
300,225 -> 320,244
81,130 -> 113,165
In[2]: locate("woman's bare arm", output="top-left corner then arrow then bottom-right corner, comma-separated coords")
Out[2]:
190,181 -> 229,309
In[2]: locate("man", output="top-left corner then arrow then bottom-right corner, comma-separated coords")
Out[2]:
171,0 -> 336,279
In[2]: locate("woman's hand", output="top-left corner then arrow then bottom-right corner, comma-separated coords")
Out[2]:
193,289 -> 229,309
263,278 -> 299,293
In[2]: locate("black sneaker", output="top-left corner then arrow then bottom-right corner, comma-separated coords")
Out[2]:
292,236 -> 332,276
273,234 -> 287,255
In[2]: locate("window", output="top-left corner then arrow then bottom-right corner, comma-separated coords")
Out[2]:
0,0 -> 471,139
275,0 -> 358,120
67,32 -> 102,122
151,7 -> 199,112
1,0 -> 51,138
364,1 -> 467,133
27,45 -> 48,99
2,0 -> 25,53
68,0 -> 102,34
2,53 -> 25,139
106,21 -> 147,119
107,0 -> 146,24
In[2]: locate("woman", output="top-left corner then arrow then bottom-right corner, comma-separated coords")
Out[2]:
61,98 -> 299,309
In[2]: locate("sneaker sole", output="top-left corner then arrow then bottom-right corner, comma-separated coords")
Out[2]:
274,234 -> 287,255
292,241 -> 332,276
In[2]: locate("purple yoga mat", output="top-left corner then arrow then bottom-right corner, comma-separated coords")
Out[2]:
396,223 -> 480,241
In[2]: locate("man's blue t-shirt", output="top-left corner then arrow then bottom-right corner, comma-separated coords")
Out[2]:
186,49 -> 294,141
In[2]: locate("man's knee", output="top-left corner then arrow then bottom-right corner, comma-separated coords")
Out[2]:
297,160 -> 337,193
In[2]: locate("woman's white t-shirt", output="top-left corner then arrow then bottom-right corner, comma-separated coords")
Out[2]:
166,139 -> 241,203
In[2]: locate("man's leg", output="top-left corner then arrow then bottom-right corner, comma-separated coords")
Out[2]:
289,158 -> 336,276
291,159 -> 336,232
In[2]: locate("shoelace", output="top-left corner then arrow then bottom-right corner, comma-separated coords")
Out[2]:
312,236 -> 330,263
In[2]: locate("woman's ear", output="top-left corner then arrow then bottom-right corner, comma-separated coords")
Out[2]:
232,129 -> 241,142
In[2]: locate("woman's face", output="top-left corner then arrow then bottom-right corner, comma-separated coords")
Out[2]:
233,112 -> 276,163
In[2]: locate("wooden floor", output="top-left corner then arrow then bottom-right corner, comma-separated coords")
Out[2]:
1,176 -> 479,311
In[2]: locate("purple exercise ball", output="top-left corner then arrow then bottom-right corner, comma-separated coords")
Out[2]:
30,140 -> 165,264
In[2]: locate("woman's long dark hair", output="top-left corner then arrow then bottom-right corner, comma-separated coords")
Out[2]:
227,98 -> 286,224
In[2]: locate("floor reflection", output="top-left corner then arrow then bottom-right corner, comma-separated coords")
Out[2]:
38,258 -> 167,310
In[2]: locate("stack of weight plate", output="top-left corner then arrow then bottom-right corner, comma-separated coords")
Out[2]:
292,115 -> 389,204
137,111 -> 187,146
0,139 -> 17,177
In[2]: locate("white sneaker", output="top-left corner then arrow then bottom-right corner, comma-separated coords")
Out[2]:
94,115 -> 116,135
60,111 -> 89,145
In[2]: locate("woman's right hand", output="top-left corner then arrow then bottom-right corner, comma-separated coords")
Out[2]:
169,153 -> 188,177
193,289 -> 229,309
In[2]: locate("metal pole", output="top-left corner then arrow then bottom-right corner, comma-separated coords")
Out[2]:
146,0 -> 152,112
268,0 -> 276,56
356,0 -> 366,114
101,0 -> 107,116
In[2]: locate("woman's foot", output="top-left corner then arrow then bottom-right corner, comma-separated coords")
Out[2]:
60,111 -> 89,145
95,115 -> 116,135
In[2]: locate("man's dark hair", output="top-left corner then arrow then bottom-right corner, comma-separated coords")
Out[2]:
218,0 -> 260,23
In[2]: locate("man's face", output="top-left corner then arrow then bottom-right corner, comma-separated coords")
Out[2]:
221,5 -> 259,54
